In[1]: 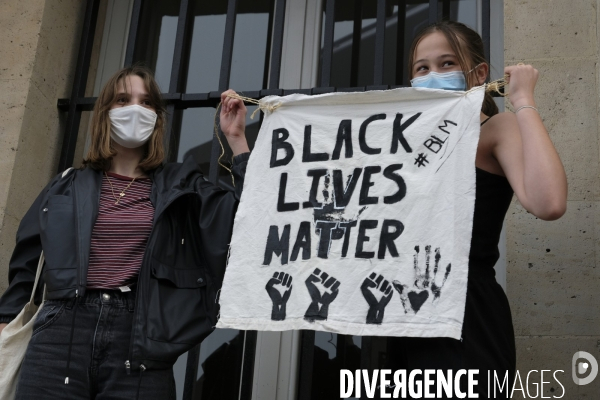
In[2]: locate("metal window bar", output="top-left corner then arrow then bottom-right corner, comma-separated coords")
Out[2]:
124,0 -> 144,67
373,0 -> 386,85
482,0 -> 491,62
297,330 -> 316,399
442,0 -> 451,20
183,345 -> 200,400
163,0 -> 195,162
395,0 -> 407,85
428,0 -> 438,24
57,1 -> 493,398
57,0 -> 100,172
350,0 -> 363,87
320,0 -> 336,88
209,0 -> 239,185
239,330 -> 258,399
268,0 -> 287,90
262,2 -> 276,91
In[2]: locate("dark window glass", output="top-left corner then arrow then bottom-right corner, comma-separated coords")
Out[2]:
185,2 -> 228,93
176,108 -> 215,167
310,333 -> 362,399
177,0 -> 274,182
321,0 -> 478,88
190,329 -> 246,399
176,105 -> 259,188
173,4 -> 275,397
387,0 -> 431,86
133,0 -> 182,92
184,0 -> 274,93
323,0 -> 406,88
229,0 -> 273,91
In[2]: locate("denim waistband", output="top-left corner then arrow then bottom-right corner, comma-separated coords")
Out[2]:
55,288 -> 137,312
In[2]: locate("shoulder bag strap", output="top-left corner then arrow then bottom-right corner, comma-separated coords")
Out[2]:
29,252 -> 45,303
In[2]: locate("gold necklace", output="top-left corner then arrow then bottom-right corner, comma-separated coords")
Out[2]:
104,171 -> 138,205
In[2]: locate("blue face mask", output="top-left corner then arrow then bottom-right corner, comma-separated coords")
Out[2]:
410,71 -> 467,91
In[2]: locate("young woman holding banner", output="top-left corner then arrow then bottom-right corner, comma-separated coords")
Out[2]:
0,65 -> 249,399
381,20 -> 567,398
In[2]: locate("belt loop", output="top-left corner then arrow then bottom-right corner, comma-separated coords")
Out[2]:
65,296 -> 77,310
127,293 -> 135,312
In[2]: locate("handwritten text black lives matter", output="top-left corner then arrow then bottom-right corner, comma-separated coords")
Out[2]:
263,111 -> 456,264
262,111 -> 458,322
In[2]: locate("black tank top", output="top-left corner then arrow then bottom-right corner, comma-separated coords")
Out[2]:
468,168 -> 513,276
468,118 -> 514,276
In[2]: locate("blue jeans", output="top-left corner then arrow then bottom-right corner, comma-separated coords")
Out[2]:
15,289 -> 176,399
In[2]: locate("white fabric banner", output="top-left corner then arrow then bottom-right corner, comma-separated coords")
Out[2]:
217,87 -> 484,339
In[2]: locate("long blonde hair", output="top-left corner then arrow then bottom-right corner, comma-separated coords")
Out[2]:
83,65 -> 166,171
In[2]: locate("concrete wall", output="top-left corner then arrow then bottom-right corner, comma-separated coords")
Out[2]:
505,0 -> 600,397
0,0 -> 85,293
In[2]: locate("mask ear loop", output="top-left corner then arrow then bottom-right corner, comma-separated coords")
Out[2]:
464,63 -> 486,90
465,63 -> 484,75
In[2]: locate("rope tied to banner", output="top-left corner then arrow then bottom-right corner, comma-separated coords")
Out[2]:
226,93 -> 283,119
471,61 -> 528,96
485,76 -> 508,96
464,75 -> 509,96
213,94 -> 282,185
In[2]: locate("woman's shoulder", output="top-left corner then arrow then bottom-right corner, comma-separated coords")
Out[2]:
47,166 -> 79,186
159,157 -> 200,175
480,112 -> 520,143
476,112 -> 521,174
152,157 -> 204,185
481,111 -> 517,132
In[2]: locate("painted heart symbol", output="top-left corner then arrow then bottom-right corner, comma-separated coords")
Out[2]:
407,290 -> 429,313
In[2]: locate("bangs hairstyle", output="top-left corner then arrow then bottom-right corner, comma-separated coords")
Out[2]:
408,20 -> 498,117
83,65 -> 166,171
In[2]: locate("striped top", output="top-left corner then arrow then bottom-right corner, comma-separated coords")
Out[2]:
86,172 -> 155,289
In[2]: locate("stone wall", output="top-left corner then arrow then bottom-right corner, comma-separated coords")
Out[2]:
0,0 -> 85,293
505,0 -> 600,397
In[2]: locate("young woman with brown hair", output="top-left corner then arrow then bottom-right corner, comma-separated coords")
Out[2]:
0,65 -> 249,399
381,20 -> 567,398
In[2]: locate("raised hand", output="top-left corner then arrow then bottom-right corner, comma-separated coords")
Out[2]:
392,245 -> 451,314
361,273 -> 393,324
219,89 -> 250,156
265,272 -> 293,321
504,64 -> 538,109
304,268 -> 340,322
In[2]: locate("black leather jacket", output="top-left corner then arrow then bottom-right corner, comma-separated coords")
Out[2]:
0,153 -> 249,370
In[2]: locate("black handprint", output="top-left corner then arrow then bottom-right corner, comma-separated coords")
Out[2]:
265,272 -> 293,321
304,268 -> 340,322
392,245 -> 451,314
361,273 -> 393,324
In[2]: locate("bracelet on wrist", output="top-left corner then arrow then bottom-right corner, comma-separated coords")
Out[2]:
514,105 -> 538,114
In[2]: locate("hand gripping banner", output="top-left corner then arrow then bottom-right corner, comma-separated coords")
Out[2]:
217,87 -> 484,339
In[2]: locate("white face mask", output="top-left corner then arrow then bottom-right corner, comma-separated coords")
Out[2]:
109,104 -> 157,148
410,71 -> 467,91
410,64 -> 483,91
